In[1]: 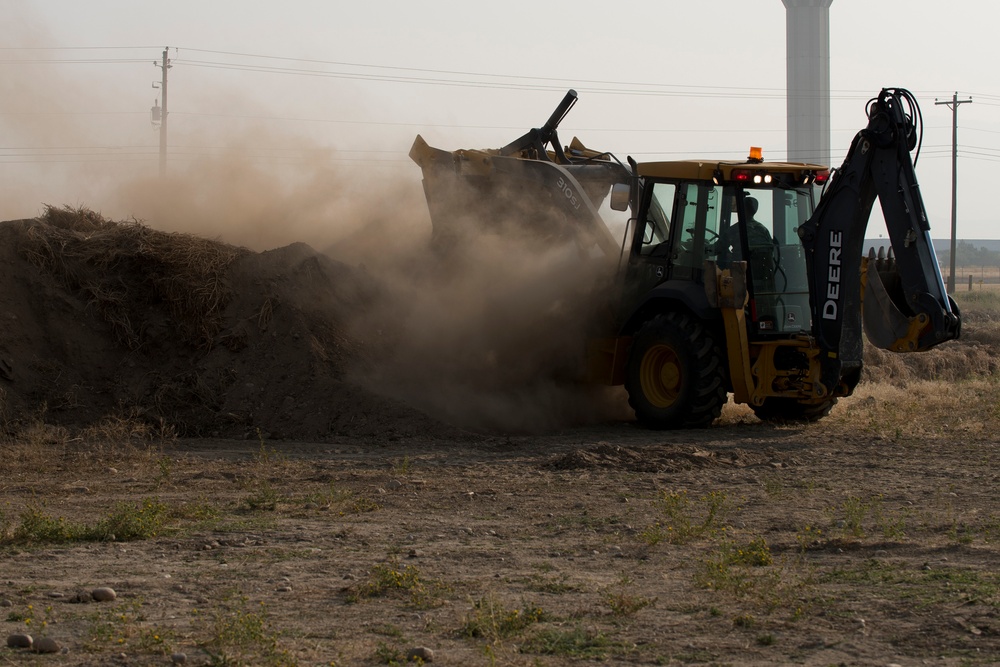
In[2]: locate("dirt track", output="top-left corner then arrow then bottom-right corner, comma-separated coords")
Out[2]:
2,397 -> 999,666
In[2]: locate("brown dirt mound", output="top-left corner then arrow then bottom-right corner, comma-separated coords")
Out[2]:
0,207 -> 462,442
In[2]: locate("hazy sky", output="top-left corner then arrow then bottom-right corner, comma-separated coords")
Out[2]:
3,0 -> 997,244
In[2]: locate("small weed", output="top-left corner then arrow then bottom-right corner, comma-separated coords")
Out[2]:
460,594 -> 546,642
521,625 -> 613,659
374,641 -> 405,665
86,597 -> 171,655
301,482 -> 352,507
14,506 -> 82,542
828,495 -> 908,540
170,499 -> 222,524
250,433 -> 286,470
349,560 -> 448,608
948,521 -> 976,545
93,498 -> 170,540
643,490 -> 729,545
733,613 -> 754,628
392,456 -> 412,476
371,624 -> 404,638
725,537 -> 773,567
796,525 -> 824,553
343,496 -> 382,515
695,539 -> 781,602
757,633 -> 775,646
244,482 -> 281,512
15,603 -> 56,633
195,595 -> 293,667
603,574 -> 656,617
154,456 -> 173,487
525,573 -> 577,594
841,496 -> 871,537
760,477 -> 784,497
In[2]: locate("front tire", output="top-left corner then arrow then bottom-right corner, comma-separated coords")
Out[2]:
625,312 -> 727,429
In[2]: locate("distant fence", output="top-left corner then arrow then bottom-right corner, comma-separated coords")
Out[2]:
946,265 -> 1000,289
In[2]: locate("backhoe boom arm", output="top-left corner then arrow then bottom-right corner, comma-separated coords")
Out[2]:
797,88 -> 961,396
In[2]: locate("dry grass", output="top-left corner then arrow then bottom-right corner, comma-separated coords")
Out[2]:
863,288 -> 1000,383
2,404 -> 175,475
20,205 -> 250,350
831,377 -> 999,441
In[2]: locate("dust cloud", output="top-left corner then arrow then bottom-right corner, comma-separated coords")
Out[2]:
344,204 -> 633,432
1,21 -> 633,433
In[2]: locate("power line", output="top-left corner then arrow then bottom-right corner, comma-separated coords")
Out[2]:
0,46 -> 161,50
0,58 -> 149,64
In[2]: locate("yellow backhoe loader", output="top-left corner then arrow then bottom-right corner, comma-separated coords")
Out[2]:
410,88 -> 960,428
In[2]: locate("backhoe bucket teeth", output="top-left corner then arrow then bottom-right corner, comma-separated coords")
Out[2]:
863,253 -> 919,351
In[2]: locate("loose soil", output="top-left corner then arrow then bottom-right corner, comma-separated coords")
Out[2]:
1,210 -> 998,666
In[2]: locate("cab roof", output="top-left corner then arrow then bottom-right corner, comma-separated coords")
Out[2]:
635,159 -> 829,182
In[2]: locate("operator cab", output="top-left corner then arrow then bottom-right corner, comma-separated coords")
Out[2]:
624,152 -> 826,340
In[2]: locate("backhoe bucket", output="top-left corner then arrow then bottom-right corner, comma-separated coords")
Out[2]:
862,248 -> 960,352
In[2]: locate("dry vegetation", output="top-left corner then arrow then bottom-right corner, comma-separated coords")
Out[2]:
22,205 -> 250,350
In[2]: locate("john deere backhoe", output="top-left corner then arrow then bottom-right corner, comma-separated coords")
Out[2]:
409,88 -> 961,428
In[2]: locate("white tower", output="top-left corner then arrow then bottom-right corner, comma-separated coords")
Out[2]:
782,0 -> 832,167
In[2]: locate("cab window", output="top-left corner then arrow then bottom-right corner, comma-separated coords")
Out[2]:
638,182 -> 676,256
672,183 -> 723,273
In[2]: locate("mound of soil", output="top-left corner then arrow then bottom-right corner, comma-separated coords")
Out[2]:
0,208 -> 460,441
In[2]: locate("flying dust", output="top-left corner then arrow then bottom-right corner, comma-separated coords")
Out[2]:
1,41 -> 632,433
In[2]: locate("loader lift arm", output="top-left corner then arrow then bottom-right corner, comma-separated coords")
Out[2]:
797,87 -> 961,397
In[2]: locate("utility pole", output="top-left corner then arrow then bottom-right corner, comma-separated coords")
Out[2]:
935,92 -> 972,293
155,48 -> 172,178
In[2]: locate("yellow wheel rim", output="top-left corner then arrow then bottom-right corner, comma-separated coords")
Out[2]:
639,343 -> 683,408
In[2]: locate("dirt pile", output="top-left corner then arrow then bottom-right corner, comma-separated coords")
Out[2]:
0,207 -> 460,441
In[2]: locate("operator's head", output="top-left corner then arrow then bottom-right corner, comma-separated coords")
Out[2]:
745,196 -> 759,218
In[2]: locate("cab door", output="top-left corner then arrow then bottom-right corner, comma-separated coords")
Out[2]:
620,181 -> 677,316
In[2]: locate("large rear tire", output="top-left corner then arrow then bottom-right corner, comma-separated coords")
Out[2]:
751,397 -> 837,423
625,312 -> 727,429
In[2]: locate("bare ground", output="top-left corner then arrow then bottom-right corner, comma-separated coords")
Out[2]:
1,392 -> 998,666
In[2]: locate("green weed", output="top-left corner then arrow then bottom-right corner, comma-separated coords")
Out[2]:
244,482 -> 281,512
603,574 -> 656,617
828,495 -> 908,540
374,641 -> 404,665
93,498 -> 170,540
195,595 -> 294,667
7,498 -> 183,545
348,560 -> 448,608
392,456 -> 412,476
460,594 -> 546,642
521,625 -> 614,659
642,490 -> 729,545
86,597 -> 171,655
524,573 -> 577,594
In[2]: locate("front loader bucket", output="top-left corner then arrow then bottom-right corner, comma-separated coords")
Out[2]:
409,134 -> 625,261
